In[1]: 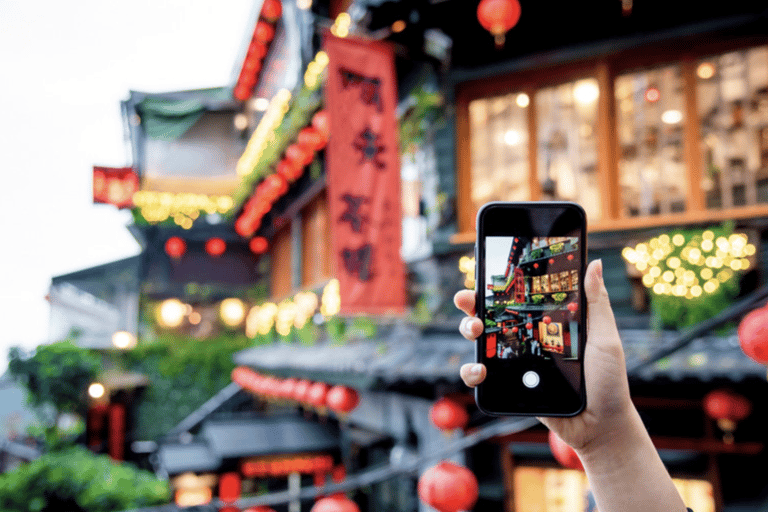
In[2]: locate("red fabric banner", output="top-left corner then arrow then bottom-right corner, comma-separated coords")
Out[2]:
324,34 -> 405,315
93,166 -> 139,209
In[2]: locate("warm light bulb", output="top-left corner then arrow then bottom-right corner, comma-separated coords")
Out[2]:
220,298 -> 246,327
516,93 -> 530,108
158,299 -> 186,328
112,331 -> 136,350
89,383 -> 106,399
573,80 -> 599,104
697,62 -> 715,79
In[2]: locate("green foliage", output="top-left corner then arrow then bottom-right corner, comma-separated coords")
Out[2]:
399,84 -> 444,154
549,242 -> 564,254
0,446 -> 169,512
121,332 -> 258,440
325,317 -> 347,344
484,318 -> 497,327
8,341 -> 100,417
529,249 -> 543,260
530,294 -> 545,304
552,292 -> 567,303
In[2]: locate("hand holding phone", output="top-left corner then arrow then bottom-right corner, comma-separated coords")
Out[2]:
474,202 -> 587,416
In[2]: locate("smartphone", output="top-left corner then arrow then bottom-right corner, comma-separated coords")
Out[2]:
475,202 -> 587,416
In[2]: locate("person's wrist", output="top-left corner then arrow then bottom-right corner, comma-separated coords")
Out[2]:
575,405 -> 647,474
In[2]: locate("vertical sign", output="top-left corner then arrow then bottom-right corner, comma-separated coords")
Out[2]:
324,34 -> 405,314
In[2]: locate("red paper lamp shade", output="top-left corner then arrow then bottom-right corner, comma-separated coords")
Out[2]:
248,40 -> 268,60
542,316 -> 552,325
245,507 -> 277,512
279,378 -> 299,400
310,494 -> 360,512
307,382 -> 331,408
263,376 -> 281,397
311,110 -> 330,140
235,84 -> 252,102
298,126 -> 327,151
277,158 -> 304,182
567,302 -> 578,313
703,389 -> 752,422
249,236 -> 269,255
260,0 -> 282,22
738,306 -> 768,364
326,385 -> 360,414
418,461 -> 479,512
548,430 -> 583,470
219,472 -> 241,503
205,237 -> 226,257
165,237 -> 186,259
477,0 -> 522,47
429,397 -> 469,431
293,379 -> 312,402
255,21 -> 275,43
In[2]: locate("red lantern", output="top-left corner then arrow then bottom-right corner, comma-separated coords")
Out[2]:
525,322 -> 533,330
279,378 -> 299,400
311,494 -> 360,512
285,143 -> 314,167
311,110 -> 330,140
248,40 -> 268,60
250,236 -> 269,255
263,376 -> 281,397
418,461 -> 479,512
293,379 -> 312,402
255,21 -> 275,43
738,306 -> 768,364
567,254 -> 575,261
277,158 -> 304,182
165,237 -> 186,259
326,385 -> 360,414
205,237 -> 226,257
549,258 -> 555,264
542,316 -> 552,325
298,126 -> 327,151
260,0 -> 282,22
476,0 -> 522,48
429,397 -> 469,431
533,263 -> 539,269
234,83 -> 252,101
307,382 -> 331,409
512,326 -> 518,333
703,389 -> 752,422
548,431 -> 583,470
245,507 -> 277,512
567,302 -> 578,313
219,472 -> 241,503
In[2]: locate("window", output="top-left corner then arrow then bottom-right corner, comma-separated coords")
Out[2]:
697,46 -> 768,209
615,65 -> 687,217
468,92 -> 530,212
536,78 -> 602,221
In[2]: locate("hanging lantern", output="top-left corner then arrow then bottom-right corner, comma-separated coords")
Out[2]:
248,40 -> 268,60
418,461 -> 479,512
704,389 -> 752,443
249,236 -> 269,255
298,126 -> 327,151
477,0 -> 522,49
525,322 -> 533,330
245,507 -> 277,512
542,316 -> 552,325
549,430 -> 583,470
512,326 -> 518,333
326,385 -> 360,414
165,237 -> 187,259
279,378 -> 299,400
263,376 -> 281,398
235,84 -> 252,102
277,158 -> 304,183
567,302 -> 578,313
205,237 -> 226,257
310,494 -> 360,512
737,306 -> 768,364
311,110 -> 330,139
502,327 -> 509,334
307,382 -> 331,409
260,0 -> 282,22
286,143 -> 314,167
293,379 -> 312,403
429,397 -> 469,431
254,21 -> 275,43
219,472 -> 241,503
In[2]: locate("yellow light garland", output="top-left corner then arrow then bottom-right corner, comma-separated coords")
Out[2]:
236,88 -> 292,177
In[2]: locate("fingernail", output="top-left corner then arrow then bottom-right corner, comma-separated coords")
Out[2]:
460,318 -> 472,337
596,259 -> 603,280
470,364 -> 483,376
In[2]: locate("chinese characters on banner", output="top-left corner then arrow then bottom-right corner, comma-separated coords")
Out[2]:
324,34 -> 406,314
93,166 -> 139,209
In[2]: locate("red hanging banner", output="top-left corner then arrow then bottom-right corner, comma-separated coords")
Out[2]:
324,34 -> 405,315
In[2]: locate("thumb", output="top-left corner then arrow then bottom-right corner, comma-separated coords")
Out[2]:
585,260 -> 622,352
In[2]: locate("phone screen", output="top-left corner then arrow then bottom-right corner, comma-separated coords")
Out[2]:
476,202 -> 586,416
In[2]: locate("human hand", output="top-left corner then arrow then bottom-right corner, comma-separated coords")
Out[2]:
455,259 -> 635,453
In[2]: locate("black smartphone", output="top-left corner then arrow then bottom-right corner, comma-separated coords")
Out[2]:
475,201 -> 587,416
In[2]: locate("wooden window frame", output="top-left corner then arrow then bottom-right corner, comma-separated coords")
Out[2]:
454,37 -> 768,244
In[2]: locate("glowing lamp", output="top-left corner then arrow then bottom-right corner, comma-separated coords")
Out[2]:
567,302 -> 578,313
165,237 -> 187,259
311,110 -> 330,139
112,331 -> 136,350
279,378 -> 299,400
418,461 -> 479,512
525,322 -> 533,330
311,494 -> 360,512
254,21 -> 275,43
205,238 -> 226,257
549,430 -> 583,470
737,306 -> 768,364
307,382 -> 330,409
644,87 -> 660,102
158,298 -> 186,328
542,316 -> 552,325
219,472 -> 241,504
88,383 -> 106,399
220,298 -> 246,327
286,143 -> 314,167
298,126 -> 327,151
703,389 -> 752,422
293,379 -> 312,403
249,236 -> 269,255
326,385 -> 360,413
476,0 -> 521,48
277,158 -> 304,183
429,397 -> 469,431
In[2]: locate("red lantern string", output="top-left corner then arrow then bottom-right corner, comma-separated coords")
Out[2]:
260,0 -> 282,22
164,237 -> 186,259
205,237 -> 226,257
429,397 -> 469,431
326,385 -> 360,414
418,461 -> 479,512
249,236 -> 269,255
311,110 -> 330,139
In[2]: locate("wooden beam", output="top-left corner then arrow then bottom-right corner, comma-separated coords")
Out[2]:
527,89 -> 541,201
596,61 -> 621,220
455,87 -> 475,235
682,58 -> 706,212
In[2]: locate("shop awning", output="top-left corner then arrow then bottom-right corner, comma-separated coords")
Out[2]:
156,443 -> 221,475
234,322 -> 766,389
201,416 -> 339,460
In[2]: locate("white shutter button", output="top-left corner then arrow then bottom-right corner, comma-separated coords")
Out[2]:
522,371 -> 540,388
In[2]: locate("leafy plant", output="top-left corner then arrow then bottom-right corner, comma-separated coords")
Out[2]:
552,292 -> 568,303
549,242 -> 564,254
0,446 -> 169,512
529,249 -> 543,260
399,84 -> 444,154
531,294 -> 545,304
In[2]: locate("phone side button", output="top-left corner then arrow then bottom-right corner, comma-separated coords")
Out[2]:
522,371 -> 540,389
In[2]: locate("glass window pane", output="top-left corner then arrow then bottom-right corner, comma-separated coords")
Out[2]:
469,92 -> 530,211
536,78 -> 601,221
615,66 -> 687,217
697,46 -> 768,209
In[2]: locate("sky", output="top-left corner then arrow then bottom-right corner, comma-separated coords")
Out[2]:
0,0 -> 255,370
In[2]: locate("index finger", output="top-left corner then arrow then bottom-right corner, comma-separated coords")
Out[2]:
453,289 -> 476,317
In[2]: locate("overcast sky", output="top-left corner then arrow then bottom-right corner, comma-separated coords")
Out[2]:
0,0 -> 255,370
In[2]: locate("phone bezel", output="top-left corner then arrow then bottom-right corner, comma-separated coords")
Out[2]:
474,201 -> 587,417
